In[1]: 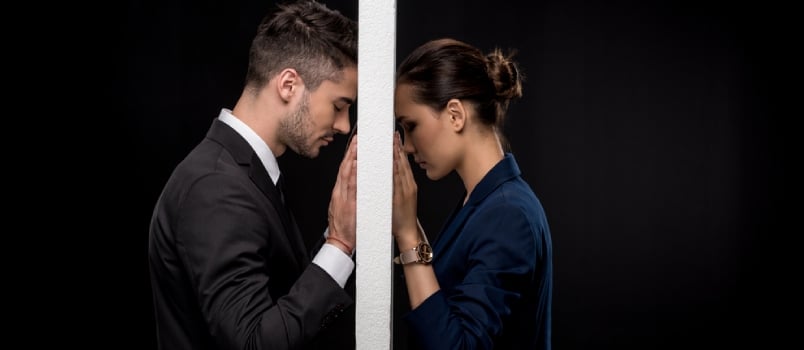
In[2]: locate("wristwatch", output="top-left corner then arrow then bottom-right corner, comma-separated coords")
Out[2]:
394,241 -> 433,265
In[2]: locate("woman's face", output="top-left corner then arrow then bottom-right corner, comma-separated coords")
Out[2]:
394,83 -> 458,180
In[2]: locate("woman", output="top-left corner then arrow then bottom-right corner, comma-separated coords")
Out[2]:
392,38 -> 553,350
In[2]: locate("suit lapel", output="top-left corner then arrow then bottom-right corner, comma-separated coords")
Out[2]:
434,154 -> 522,253
433,199 -> 475,253
248,153 -> 310,267
206,119 -> 309,268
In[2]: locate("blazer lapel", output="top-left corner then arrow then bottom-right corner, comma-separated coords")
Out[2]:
433,154 -> 522,253
248,156 -> 309,265
206,119 -> 309,268
433,199 -> 475,253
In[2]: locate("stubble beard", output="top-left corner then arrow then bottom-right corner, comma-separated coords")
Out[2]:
278,92 -> 319,158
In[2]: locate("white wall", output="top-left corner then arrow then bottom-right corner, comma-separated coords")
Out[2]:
356,0 -> 395,349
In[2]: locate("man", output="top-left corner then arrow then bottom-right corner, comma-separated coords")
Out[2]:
148,1 -> 358,349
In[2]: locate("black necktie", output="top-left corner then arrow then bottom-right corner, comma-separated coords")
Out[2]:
276,174 -> 307,263
276,174 -> 286,204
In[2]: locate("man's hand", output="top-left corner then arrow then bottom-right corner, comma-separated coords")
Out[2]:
327,135 -> 357,255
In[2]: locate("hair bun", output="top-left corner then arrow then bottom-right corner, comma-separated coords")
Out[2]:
486,48 -> 523,102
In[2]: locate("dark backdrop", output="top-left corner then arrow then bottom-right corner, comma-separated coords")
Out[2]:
125,0 -> 787,349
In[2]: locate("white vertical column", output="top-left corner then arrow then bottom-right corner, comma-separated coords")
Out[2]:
356,0 -> 395,349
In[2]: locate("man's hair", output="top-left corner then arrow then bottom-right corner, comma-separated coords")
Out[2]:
245,0 -> 357,91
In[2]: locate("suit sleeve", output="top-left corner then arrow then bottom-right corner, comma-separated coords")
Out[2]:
404,203 -> 539,350
175,173 -> 352,350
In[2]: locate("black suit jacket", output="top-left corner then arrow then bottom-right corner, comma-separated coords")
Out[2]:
149,119 -> 353,349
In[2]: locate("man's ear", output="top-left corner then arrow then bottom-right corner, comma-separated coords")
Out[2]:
276,68 -> 300,103
446,98 -> 467,132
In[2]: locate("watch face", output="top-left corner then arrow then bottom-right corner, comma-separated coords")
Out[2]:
417,242 -> 433,263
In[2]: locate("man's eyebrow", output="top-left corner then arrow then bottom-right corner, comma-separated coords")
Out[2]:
338,97 -> 355,105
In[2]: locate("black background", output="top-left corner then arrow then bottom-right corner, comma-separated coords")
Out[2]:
122,0 -> 789,348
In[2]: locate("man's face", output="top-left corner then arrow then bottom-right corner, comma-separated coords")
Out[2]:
280,67 -> 357,158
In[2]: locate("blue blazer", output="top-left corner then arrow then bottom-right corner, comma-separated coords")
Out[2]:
404,153 -> 553,350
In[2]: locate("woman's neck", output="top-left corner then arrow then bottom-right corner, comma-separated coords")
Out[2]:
457,133 -> 504,204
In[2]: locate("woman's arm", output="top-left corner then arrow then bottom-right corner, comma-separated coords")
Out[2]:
392,132 -> 440,308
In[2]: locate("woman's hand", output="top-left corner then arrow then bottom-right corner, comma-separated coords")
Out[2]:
392,132 -> 419,248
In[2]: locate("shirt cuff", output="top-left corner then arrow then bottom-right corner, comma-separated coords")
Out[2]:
312,243 -> 355,288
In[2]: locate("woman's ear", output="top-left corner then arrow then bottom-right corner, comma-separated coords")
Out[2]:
446,99 -> 466,132
276,68 -> 300,103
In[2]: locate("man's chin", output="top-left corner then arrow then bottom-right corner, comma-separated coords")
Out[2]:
307,150 -> 321,159
294,145 -> 321,159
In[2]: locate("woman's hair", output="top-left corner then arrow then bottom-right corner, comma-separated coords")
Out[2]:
396,38 -> 524,147
246,0 -> 357,91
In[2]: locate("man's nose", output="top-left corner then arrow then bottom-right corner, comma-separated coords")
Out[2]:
334,114 -> 351,135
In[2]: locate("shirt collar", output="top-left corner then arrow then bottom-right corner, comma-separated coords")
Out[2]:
217,108 -> 281,185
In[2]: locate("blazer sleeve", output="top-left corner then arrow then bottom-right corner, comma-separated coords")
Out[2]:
175,173 -> 352,350
405,203 -> 539,350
